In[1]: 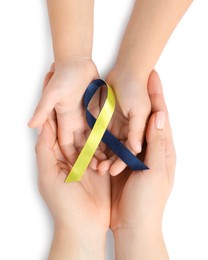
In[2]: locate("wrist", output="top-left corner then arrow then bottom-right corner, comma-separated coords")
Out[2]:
52,59 -> 98,81
113,223 -> 163,239
49,225 -> 107,260
55,56 -> 94,69
112,58 -> 151,84
106,65 -> 148,89
113,225 -> 169,260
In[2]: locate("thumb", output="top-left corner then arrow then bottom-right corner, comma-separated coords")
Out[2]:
144,111 -> 166,171
35,121 -> 58,179
128,108 -> 150,153
28,88 -> 59,128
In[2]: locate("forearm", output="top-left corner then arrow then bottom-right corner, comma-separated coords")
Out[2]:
49,226 -> 106,260
113,226 -> 169,260
115,0 -> 193,82
47,0 -> 94,64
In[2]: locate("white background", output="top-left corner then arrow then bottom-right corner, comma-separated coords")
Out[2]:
0,0 -> 208,259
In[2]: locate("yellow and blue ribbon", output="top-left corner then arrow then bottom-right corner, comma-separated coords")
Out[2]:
65,79 -> 148,183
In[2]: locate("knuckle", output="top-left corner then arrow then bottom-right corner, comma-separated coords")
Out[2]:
158,138 -> 166,151
151,135 -> 167,150
129,127 -> 144,140
136,128 -> 145,138
139,102 -> 151,116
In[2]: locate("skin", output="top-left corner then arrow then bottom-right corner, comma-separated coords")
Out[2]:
97,0 -> 192,175
111,71 -> 176,259
36,69 -> 110,260
35,70 -> 176,259
28,0 -> 106,169
29,0 -> 191,176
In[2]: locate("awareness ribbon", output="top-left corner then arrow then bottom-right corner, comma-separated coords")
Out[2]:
65,79 -> 148,183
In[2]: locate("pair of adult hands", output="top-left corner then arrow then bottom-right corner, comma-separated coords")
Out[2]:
35,66 -> 176,239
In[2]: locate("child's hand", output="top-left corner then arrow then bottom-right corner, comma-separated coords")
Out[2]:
29,60 -> 106,169
97,67 -> 151,175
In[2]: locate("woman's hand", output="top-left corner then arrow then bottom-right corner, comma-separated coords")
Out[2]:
34,66 -> 111,260
110,71 -> 176,260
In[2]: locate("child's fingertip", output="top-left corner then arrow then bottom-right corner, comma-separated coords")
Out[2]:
98,170 -> 108,176
110,171 -> 119,177
135,142 -> 142,153
97,160 -> 110,172
90,157 -> 99,171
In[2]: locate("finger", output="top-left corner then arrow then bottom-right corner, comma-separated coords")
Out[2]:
97,158 -> 114,174
144,112 -> 166,171
89,157 -> 99,171
57,112 -> 82,164
42,71 -> 55,128
109,139 -> 136,176
42,72 -> 54,92
128,106 -> 150,153
47,109 -> 57,136
97,149 -> 116,174
42,66 -> 57,133
50,62 -> 55,72
35,121 -> 58,179
28,87 -> 59,128
109,157 -> 127,176
89,148 -> 107,172
148,70 -> 168,114
166,132 -> 176,184
60,144 -> 78,166
147,71 -> 176,178
98,142 -> 129,176
94,148 -> 107,161
74,130 -> 87,153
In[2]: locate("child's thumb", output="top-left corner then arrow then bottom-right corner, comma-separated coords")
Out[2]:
28,89 -> 58,128
128,111 -> 149,153
144,111 -> 166,171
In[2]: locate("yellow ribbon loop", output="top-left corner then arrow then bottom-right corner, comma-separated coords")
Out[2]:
65,83 -> 115,183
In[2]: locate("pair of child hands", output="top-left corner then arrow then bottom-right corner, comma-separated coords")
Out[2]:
28,60 -> 151,176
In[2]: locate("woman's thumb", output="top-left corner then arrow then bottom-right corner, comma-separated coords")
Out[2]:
144,111 -> 166,170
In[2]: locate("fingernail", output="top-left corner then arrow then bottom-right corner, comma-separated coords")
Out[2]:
136,142 -> 142,153
37,125 -> 43,136
155,111 -> 165,129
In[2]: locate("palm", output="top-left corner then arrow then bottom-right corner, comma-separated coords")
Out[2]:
40,123 -> 111,231
111,170 -> 160,231
97,72 -> 151,175
109,104 -> 129,143
43,61 -> 108,170
110,156 -> 172,230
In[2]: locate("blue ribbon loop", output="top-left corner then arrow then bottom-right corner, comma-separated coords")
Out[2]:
84,79 -> 149,171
